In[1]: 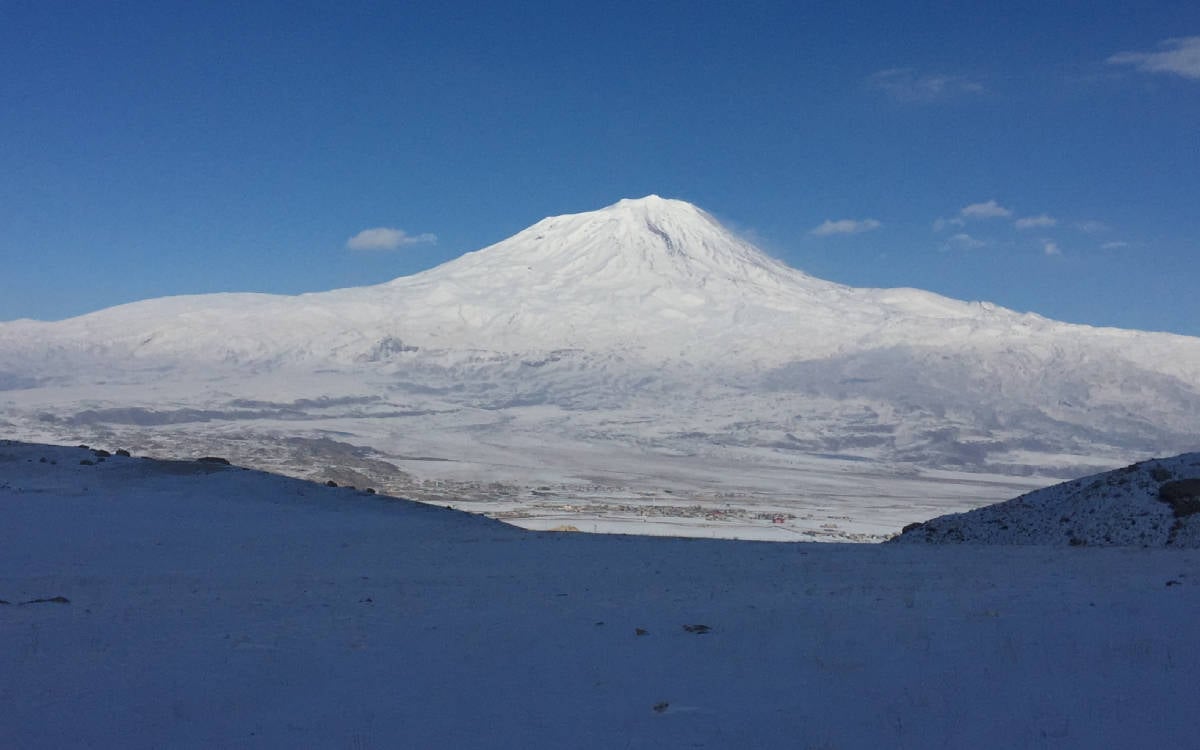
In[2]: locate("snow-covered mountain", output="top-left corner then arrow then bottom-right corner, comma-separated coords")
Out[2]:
6,195 -> 1199,374
2,195 -> 1199,536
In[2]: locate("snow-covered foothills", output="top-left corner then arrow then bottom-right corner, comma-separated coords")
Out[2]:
2,196 -> 1199,537
4,441 -> 1200,749
894,452 -> 1200,547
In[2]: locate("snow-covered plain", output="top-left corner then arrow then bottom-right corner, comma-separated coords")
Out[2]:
2,196 -> 1199,537
0,389 -> 1050,542
4,440 -> 1199,748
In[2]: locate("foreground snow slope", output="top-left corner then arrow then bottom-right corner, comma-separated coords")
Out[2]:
4,440 -> 1199,749
893,452 -> 1200,546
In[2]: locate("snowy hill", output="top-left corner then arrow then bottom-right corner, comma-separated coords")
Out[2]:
4,438 -> 1200,748
2,195 -> 1200,537
892,452 -> 1200,546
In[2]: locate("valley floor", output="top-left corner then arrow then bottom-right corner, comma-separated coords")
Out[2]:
2,401 -> 1051,542
3,442 -> 1197,749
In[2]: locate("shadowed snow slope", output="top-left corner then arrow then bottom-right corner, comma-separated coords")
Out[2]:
4,440 -> 1200,748
892,452 -> 1200,546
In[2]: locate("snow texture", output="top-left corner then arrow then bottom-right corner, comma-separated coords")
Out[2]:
893,452 -> 1200,546
4,439 -> 1200,749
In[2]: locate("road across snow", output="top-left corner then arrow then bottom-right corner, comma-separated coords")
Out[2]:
3,441 -> 1199,748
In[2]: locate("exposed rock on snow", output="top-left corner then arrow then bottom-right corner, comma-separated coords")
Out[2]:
1159,478 -> 1200,517
891,452 -> 1200,546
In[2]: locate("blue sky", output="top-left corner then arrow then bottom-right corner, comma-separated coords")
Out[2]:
2,1 -> 1198,335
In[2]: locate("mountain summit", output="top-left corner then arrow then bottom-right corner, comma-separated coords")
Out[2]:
415,195 -> 825,296
365,195 -> 853,352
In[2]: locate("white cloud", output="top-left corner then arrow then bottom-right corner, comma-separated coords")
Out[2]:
810,218 -> 882,237
1015,214 -> 1057,230
1101,241 -> 1130,250
960,200 -> 1012,219
346,227 -> 437,251
867,68 -> 985,102
1108,36 -> 1200,80
932,217 -> 965,232
1042,240 -> 1061,256
945,233 -> 987,250
1075,220 -> 1110,234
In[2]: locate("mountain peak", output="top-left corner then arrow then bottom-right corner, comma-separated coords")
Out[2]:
617,193 -> 667,203
603,194 -> 710,224
609,194 -> 683,209
418,195 -> 816,300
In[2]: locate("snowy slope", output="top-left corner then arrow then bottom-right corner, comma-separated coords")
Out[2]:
892,452 -> 1200,546
4,439 -> 1200,749
2,196 -> 1200,536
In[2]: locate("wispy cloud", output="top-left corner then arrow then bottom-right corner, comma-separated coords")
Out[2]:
1101,241 -> 1130,250
1074,220 -> 1110,234
810,218 -> 882,237
1042,239 -> 1061,256
1015,214 -> 1057,230
933,200 -> 1012,232
960,200 -> 1012,219
346,227 -> 437,251
867,68 -> 984,102
1108,36 -> 1200,80
932,217 -> 965,232
944,232 -> 987,250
